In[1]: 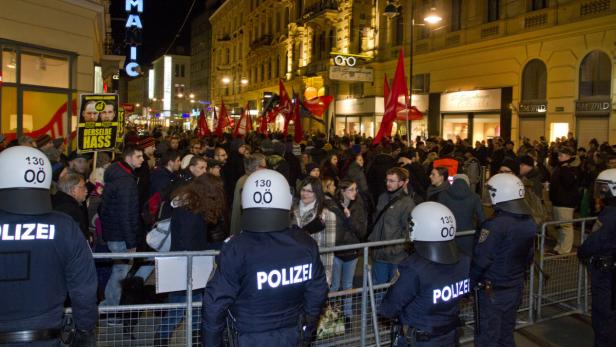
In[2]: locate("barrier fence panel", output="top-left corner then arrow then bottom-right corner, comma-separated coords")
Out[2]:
535,217 -> 596,321
76,224 -> 590,346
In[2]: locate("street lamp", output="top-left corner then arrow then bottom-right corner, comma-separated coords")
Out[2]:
410,5 -> 441,143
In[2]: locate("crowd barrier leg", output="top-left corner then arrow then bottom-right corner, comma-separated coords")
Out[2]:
186,255 -> 194,347
537,223 -> 547,319
529,260 -> 535,324
361,246 -> 368,347
366,264 -> 381,347
576,222 -> 586,312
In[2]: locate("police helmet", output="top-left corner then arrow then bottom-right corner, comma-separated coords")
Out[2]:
486,173 -> 531,215
241,169 -> 293,232
594,168 -> 616,200
0,146 -> 53,215
410,202 -> 459,264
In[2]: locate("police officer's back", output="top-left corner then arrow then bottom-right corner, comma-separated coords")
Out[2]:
202,169 -> 328,347
471,173 -> 536,347
578,168 -> 616,347
380,202 -> 471,346
0,146 -> 97,346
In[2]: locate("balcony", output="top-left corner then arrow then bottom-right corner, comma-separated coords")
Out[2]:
250,34 -> 274,50
298,0 -> 339,25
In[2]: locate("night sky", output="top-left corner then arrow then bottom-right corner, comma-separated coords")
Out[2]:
110,0 -> 206,66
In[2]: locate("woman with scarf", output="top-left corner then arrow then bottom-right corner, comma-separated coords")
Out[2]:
291,177 -> 337,284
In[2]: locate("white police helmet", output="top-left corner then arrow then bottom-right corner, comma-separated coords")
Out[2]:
486,173 -> 531,215
0,146 -> 53,214
241,169 -> 293,232
595,168 -> 616,200
410,202 -> 459,264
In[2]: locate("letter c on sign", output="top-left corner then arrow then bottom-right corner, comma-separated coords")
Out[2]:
126,62 -> 140,77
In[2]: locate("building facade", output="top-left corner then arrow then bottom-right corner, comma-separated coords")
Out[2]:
0,0 -> 121,143
208,0 -> 616,144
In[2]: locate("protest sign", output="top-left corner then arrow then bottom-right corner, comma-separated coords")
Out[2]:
77,94 -> 119,152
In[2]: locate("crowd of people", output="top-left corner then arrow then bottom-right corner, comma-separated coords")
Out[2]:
1,127 -> 615,345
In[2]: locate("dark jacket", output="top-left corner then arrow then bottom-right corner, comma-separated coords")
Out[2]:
170,206 -> 208,251
367,153 -> 396,203
345,161 -> 369,197
133,154 -> 152,208
438,179 -> 485,232
549,156 -> 581,208
326,196 -> 368,261
522,168 -> 544,198
401,162 -> 430,200
52,190 -> 90,240
368,188 -> 415,264
100,161 -> 140,248
426,181 -> 450,202
149,166 -> 178,198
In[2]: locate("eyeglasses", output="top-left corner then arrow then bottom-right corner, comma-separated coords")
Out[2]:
499,169 -> 513,174
301,188 -> 315,194
385,179 -> 401,184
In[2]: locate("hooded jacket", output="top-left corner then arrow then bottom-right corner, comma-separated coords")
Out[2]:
438,179 -> 485,232
100,161 -> 140,248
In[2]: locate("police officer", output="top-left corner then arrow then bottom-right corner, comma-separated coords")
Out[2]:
202,169 -> 328,346
380,202 -> 471,346
0,146 -> 97,346
471,173 -> 536,347
578,168 -> 616,347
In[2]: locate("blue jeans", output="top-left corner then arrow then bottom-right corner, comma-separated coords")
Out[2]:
330,257 -> 358,317
372,261 -> 398,285
157,291 -> 203,339
101,241 -> 154,306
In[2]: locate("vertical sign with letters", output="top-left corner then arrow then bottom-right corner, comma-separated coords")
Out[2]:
125,0 -> 143,77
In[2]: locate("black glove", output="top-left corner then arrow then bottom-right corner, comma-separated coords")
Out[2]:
302,314 -> 319,346
71,329 -> 96,347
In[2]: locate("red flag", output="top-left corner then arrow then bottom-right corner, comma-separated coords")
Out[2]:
197,108 -> 211,138
398,105 -> 424,121
293,95 -> 303,143
302,95 -> 334,118
276,79 -> 293,117
233,104 -> 252,138
374,50 -> 408,145
215,100 -> 231,137
382,74 -> 394,137
259,114 -> 269,134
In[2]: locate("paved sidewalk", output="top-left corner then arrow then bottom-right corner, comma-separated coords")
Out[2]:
462,313 -> 594,347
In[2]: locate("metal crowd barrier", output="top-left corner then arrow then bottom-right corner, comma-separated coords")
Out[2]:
534,217 -> 596,322
77,221 -> 593,346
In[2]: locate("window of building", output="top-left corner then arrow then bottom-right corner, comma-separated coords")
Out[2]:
521,59 -> 547,100
530,0 -> 548,11
350,83 -> 363,97
319,32 -> 326,59
394,8 -> 404,46
275,56 -> 280,78
487,0 -> 499,22
579,50 -> 611,98
412,73 -> 430,93
260,63 -> 265,82
268,60 -> 272,80
1,42 -> 75,138
175,64 -> 180,77
451,0 -> 462,31
180,64 -> 185,78
329,29 -> 335,52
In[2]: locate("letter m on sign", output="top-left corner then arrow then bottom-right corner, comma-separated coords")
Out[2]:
126,0 -> 143,12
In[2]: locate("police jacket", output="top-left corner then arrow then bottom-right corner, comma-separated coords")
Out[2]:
368,189 -> 415,264
470,210 -> 536,288
379,253 -> 471,334
578,205 -> 616,261
100,161 -> 140,248
0,210 -> 98,333
202,227 -> 328,346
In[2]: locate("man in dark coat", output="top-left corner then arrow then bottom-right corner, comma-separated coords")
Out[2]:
53,172 -> 90,242
100,145 -> 144,307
